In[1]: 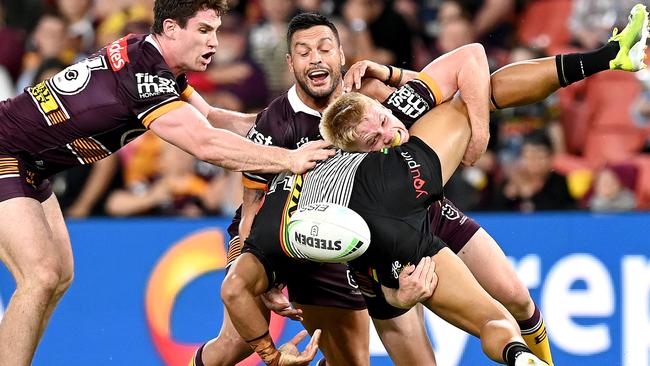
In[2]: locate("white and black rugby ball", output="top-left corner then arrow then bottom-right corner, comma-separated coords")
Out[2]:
287,202 -> 370,263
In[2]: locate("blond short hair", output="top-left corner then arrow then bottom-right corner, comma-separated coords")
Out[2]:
320,92 -> 373,151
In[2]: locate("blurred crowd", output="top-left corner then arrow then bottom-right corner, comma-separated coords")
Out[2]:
1,0 -> 649,217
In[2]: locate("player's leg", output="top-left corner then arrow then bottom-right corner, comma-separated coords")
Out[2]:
296,304 -> 369,366
423,248 -> 546,365
192,236 -> 269,366
288,262 -> 369,366
195,301 -> 268,366
491,3 -> 648,110
458,229 -> 553,365
37,194 -> 74,338
0,197 -> 72,366
373,305 -> 437,366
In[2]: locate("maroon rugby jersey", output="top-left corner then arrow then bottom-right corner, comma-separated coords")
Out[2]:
0,34 -> 193,178
227,77 -> 438,239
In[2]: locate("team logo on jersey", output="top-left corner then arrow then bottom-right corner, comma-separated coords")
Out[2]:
135,73 -> 177,99
385,82 -> 430,119
107,35 -> 130,71
247,125 -> 273,145
400,151 -> 428,199
441,203 -> 461,220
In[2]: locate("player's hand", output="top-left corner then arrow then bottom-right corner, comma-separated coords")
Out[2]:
395,256 -> 438,308
277,329 -> 321,366
343,60 -> 386,93
462,132 -> 489,166
288,140 -> 335,174
261,287 -> 304,321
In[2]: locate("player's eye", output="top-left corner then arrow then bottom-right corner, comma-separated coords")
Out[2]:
199,28 -> 208,33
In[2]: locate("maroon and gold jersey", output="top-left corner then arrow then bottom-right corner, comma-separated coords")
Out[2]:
0,34 -> 193,178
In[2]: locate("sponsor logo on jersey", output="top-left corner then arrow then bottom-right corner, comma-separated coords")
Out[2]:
107,35 -> 130,71
400,151 -> 428,199
293,232 -> 343,251
135,73 -> 177,99
247,125 -> 273,145
28,81 -> 70,125
385,83 -> 430,119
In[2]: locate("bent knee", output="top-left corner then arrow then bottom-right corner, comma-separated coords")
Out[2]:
23,259 -> 70,293
497,285 -> 535,320
220,275 -> 247,306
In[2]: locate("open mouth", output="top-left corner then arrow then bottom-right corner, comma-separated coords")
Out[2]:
308,69 -> 330,84
390,130 -> 402,147
201,51 -> 215,62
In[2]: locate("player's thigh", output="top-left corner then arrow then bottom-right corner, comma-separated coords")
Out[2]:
456,228 -> 531,309
373,304 -> 437,366
297,304 -> 369,366
0,197 -> 60,283
425,248 -> 514,337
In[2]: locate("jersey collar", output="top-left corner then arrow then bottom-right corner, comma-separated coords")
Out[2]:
145,34 -> 163,55
287,85 -> 321,117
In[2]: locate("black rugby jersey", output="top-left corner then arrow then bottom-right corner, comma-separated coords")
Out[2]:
244,136 -> 445,290
0,34 -> 193,178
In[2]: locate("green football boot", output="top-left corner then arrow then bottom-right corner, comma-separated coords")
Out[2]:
609,3 -> 649,71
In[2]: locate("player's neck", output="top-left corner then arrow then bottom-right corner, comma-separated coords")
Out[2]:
151,33 -> 183,76
296,83 -> 344,113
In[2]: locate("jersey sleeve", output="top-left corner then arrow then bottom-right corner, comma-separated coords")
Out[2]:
382,75 -> 441,129
241,108 -> 290,189
176,73 -> 195,101
121,61 -> 188,129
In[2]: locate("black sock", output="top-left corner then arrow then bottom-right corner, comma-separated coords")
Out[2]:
503,341 -> 533,366
194,343 -> 206,366
556,42 -> 620,86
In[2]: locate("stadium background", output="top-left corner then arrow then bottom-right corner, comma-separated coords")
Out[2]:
0,0 -> 649,365
1,213 -> 648,365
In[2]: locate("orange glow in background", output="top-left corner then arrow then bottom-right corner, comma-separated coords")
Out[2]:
145,229 -> 286,366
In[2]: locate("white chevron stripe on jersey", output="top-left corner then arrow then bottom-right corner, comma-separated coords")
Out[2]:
298,150 -> 367,209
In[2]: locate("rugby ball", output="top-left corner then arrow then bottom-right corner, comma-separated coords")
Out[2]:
286,202 -> 371,263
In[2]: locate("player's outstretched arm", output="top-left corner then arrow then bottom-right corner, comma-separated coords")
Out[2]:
345,44 -> 490,165
409,95 -> 471,185
149,104 -> 335,174
184,88 -> 257,136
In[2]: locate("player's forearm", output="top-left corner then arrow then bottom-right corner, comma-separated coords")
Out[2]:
196,130 -> 291,173
239,188 -> 264,242
206,107 -> 257,137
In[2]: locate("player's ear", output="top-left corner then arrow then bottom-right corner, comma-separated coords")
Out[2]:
286,53 -> 295,73
339,45 -> 345,66
162,19 -> 177,39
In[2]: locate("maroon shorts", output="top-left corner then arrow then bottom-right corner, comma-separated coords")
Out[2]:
284,261 -> 367,310
429,198 -> 481,254
227,234 -> 367,310
0,152 -> 52,203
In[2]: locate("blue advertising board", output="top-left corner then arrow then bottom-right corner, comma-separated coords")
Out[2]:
0,212 -> 648,365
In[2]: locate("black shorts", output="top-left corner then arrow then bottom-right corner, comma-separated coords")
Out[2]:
430,198 -> 481,254
350,269 -> 408,320
0,152 -> 52,203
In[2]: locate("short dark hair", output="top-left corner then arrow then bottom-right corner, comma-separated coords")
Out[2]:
286,12 -> 340,52
152,0 -> 228,34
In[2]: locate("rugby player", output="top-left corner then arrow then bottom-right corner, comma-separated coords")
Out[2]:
195,5 -> 649,365
221,86 -> 553,365
0,1 -> 336,365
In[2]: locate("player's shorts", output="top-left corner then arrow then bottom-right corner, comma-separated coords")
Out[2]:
350,269 -> 408,319
429,198 -> 481,254
233,232 -> 367,310
0,151 -> 52,203
285,261 -> 366,310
